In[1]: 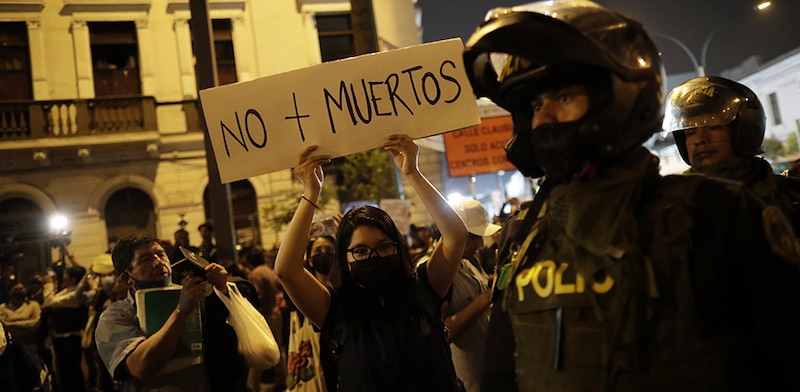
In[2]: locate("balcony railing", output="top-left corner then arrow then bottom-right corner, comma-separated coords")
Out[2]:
0,96 -> 158,141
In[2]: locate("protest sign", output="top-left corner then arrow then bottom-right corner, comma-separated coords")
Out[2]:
443,114 -> 515,177
199,38 -> 481,183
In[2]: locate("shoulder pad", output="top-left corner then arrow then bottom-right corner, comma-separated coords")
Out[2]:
762,205 -> 800,267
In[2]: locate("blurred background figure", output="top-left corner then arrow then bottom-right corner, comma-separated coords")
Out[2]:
0,283 -> 41,354
786,159 -> 800,179
44,265 -> 89,392
246,246 -> 285,392
28,273 -> 55,390
167,228 -> 198,265
409,224 -> 434,262
306,235 -> 336,288
83,254 -> 117,392
423,199 -> 500,392
494,197 -> 521,225
301,234 -> 338,391
198,223 -> 219,264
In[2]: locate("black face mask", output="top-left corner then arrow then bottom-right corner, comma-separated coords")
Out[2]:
349,254 -> 408,293
505,112 -> 544,178
505,131 -> 542,178
506,121 -> 590,181
310,252 -> 334,275
529,121 -> 592,182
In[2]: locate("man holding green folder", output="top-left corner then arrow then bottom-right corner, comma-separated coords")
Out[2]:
95,233 -> 252,392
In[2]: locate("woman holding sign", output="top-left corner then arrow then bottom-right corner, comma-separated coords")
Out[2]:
276,134 -> 468,391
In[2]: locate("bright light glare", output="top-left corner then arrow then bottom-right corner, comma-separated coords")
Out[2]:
757,1 -> 772,10
50,215 -> 68,231
447,192 -> 464,205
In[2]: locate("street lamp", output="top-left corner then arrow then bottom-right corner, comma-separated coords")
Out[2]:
651,32 -> 703,76
49,214 -> 71,269
654,0 -> 774,77
49,214 -> 68,236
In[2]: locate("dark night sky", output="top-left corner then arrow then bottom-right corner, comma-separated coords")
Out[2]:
417,0 -> 800,77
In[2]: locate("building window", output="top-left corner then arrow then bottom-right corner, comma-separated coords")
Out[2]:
89,21 -> 141,97
212,19 -> 237,85
768,92 -> 782,126
316,13 -> 355,62
0,22 -> 32,101
104,187 -> 156,238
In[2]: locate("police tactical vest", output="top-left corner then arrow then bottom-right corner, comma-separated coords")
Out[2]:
501,175 -> 760,391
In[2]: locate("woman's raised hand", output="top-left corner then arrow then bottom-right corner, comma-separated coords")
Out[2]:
294,145 -> 332,196
383,134 -> 420,176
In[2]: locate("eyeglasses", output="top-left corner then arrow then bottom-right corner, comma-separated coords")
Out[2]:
347,242 -> 398,262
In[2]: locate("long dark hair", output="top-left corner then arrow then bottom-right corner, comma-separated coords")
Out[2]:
329,205 -> 412,289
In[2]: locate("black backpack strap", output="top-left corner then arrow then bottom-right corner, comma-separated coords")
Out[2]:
328,322 -> 350,363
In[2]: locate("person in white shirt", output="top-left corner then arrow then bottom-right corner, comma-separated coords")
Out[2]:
0,283 -> 41,352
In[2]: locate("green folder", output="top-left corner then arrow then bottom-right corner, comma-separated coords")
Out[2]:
135,286 -> 203,360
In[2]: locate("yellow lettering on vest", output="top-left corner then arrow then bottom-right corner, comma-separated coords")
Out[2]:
592,272 -> 615,294
532,260 -> 555,298
575,270 -> 585,293
554,262 -> 576,294
515,266 -> 536,302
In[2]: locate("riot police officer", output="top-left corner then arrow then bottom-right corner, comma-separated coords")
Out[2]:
463,1 -> 800,390
665,76 -> 800,233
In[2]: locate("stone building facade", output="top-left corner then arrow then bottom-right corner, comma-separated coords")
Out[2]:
0,0 -> 436,280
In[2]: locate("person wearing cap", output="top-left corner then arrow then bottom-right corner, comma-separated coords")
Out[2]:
665,76 -> 800,233
441,199 -> 501,392
463,0 -> 800,390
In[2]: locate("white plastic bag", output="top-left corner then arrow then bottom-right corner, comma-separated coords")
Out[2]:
214,282 -> 280,369
287,311 -> 326,392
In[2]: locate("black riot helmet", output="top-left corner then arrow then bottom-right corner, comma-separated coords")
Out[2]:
463,0 -> 666,179
664,76 -> 766,165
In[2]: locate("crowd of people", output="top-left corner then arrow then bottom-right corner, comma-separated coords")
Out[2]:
0,241 -> 128,392
3,1 -> 800,391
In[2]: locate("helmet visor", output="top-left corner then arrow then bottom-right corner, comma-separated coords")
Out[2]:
664,79 -> 743,132
464,0 -> 659,111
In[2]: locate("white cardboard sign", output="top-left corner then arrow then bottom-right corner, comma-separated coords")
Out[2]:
198,38 -> 481,183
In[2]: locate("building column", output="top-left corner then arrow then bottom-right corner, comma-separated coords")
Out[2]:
26,19 -> 50,100
302,12 -> 323,64
136,19 -> 156,96
231,16 -> 255,82
70,20 -> 94,98
174,18 -> 197,98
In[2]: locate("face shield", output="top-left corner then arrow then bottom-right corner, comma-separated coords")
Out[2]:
664,79 -> 743,133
